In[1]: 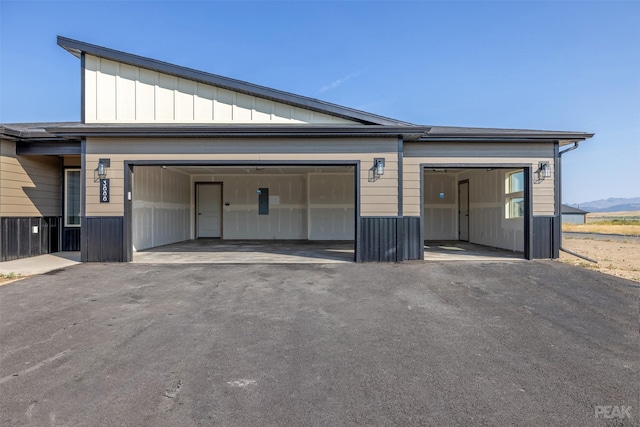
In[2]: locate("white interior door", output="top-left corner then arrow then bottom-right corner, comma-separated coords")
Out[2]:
197,184 -> 221,238
458,181 -> 469,241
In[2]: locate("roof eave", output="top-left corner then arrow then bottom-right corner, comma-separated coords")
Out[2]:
46,124 -> 430,139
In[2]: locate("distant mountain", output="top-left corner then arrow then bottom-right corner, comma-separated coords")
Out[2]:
568,197 -> 640,213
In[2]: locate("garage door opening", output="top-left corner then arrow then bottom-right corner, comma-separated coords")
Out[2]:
422,167 -> 530,260
127,164 -> 357,263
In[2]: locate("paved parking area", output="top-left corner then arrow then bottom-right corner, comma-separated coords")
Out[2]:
0,261 -> 638,426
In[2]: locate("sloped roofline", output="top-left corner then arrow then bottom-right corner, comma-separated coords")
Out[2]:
561,204 -> 589,214
57,36 -> 413,126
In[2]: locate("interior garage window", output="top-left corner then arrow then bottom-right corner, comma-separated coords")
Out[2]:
505,170 -> 524,218
65,169 -> 81,227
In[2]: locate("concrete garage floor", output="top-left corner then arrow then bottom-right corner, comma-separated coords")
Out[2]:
424,240 -> 524,261
134,239 -> 355,264
1,262 -> 637,426
134,239 -> 522,264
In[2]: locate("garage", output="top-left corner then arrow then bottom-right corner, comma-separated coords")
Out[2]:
1,37 -> 595,265
128,164 -> 357,262
422,167 -> 530,259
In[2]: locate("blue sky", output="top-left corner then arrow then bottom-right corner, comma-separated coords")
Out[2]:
1,1 -> 638,204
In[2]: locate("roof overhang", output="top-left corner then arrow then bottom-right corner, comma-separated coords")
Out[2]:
416,126 -> 594,146
1,124 -> 81,155
45,124 -> 431,140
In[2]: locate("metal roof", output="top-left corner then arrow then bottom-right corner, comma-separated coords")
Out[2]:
0,123 -> 79,140
562,204 -> 589,214
57,36 -> 412,127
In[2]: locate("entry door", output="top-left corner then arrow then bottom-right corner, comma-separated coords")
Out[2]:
197,184 -> 222,238
458,181 -> 469,241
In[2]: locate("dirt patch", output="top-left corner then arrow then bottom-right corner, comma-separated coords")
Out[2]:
559,238 -> 640,283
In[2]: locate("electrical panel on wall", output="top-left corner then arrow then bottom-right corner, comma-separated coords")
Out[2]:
258,188 -> 269,215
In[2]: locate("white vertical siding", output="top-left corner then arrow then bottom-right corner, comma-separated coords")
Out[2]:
84,54 -> 358,124
116,64 -> 137,121
136,68 -> 157,121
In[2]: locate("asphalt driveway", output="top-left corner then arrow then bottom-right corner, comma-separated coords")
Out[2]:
0,261 -> 638,426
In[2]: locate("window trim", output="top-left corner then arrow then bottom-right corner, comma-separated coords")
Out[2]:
64,168 -> 81,227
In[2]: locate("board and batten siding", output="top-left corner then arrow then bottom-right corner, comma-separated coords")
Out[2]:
403,142 -> 556,217
84,55 -> 357,125
0,139 -> 61,217
84,137 -> 398,217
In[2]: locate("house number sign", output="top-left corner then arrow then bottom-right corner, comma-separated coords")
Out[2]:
100,179 -> 110,203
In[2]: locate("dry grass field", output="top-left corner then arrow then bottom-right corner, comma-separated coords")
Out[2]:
563,210 -> 640,236
562,223 -> 640,235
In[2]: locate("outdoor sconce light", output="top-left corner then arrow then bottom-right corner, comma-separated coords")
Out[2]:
538,161 -> 551,180
94,158 -> 110,182
374,158 -> 385,177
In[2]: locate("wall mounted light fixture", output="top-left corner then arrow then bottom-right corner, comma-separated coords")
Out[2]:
374,158 -> 385,177
538,162 -> 551,181
94,158 -> 110,182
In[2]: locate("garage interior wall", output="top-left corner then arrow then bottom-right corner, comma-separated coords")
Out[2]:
133,166 -> 190,251
308,174 -> 354,240
423,172 -> 457,240
423,169 -> 524,252
200,174 -> 307,240
191,172 -> 354,241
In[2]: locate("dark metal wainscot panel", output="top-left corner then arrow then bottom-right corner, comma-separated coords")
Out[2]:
0,217 -> 59,262
532,216 -> 558,259
401,217 -> 422,260
85,217 -> 124,262
360,217 -> 399,262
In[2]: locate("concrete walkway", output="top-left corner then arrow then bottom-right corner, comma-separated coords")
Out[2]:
0,252 -> 81,277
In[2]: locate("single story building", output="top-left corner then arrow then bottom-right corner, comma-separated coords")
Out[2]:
561,204 -> 589,225
0,37 -> 594,263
